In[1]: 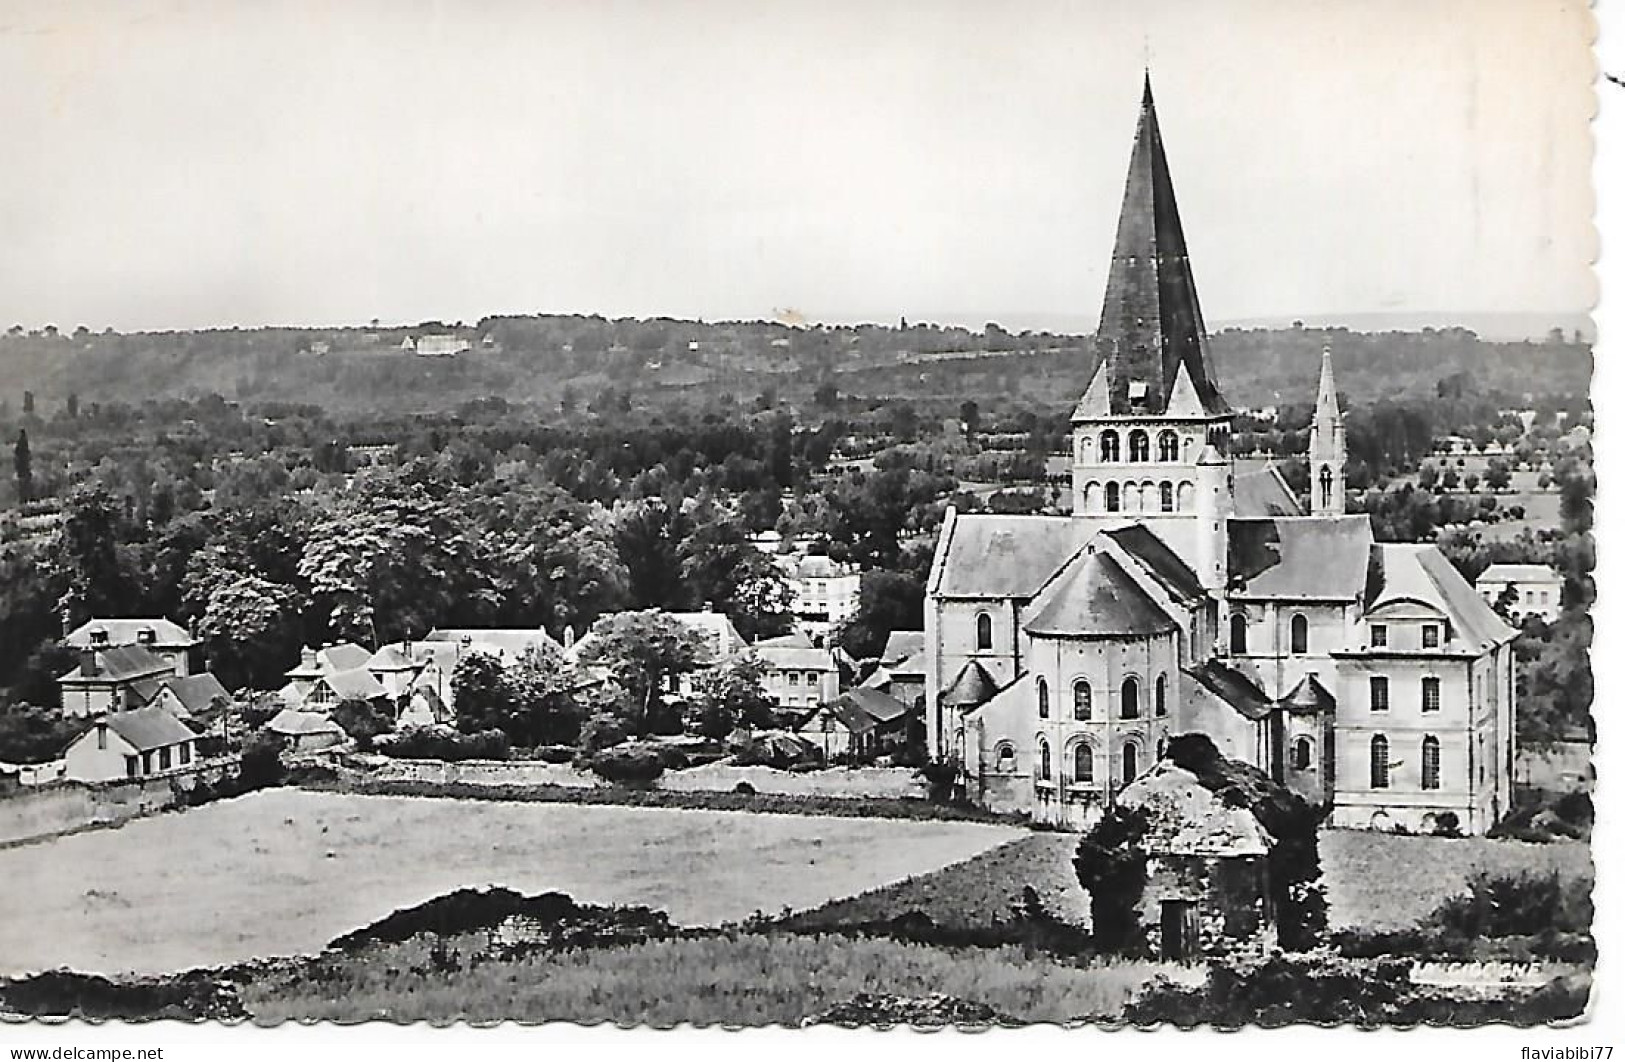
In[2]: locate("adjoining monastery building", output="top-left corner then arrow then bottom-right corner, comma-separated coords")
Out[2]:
924,78 -> 1517,834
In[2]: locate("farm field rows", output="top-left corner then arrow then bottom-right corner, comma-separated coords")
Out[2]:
0,789 -> 1018,977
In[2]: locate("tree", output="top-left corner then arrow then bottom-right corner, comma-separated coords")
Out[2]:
13,430 -> 31,504
1441,468 -> 1461,490
21,391 -> 33,416
0,703 -> 81,764
331,697 -> 393,750
578,610 -> 708,736
838,570 -> 925,661
612,497 -> 694,611
687,655 -> 778,739
959,399 -> 981,439
196,573 -> 301,690
50,486 -> 134,628
1484,460 -> 1512,492
1463,473 -> 1480,493
65,393 -> 79,419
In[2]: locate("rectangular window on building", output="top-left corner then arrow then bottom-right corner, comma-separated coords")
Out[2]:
159,746 -> 172,770
1370,676 -> 1389,712
97,726 -> 107,751
141,752 -> 153,774
125,756 -> 137,779
1422,624 -> 1441,649
1422,677 -> 1441,713
1371,624 -> 1387,647
179,743 -> 191,766
789,672 -> 800,686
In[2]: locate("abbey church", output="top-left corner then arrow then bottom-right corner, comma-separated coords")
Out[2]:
924,79 -> 1517,834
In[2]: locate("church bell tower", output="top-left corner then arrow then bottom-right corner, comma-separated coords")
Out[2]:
1308,344 -> 1346,516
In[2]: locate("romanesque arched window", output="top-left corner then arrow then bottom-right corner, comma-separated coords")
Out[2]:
994,741 -> 1015,773
1154,674 -> 1168,717
1105,482 -> 1121,512
1128,430 -> 1150,462
1290,613 -> 1309,654
1121,677 -> 1140,719
1072,679 -> 1092,721
1230,613 -> 1248,654
1122,741 -> 1140,783
1421,735 -> 1441,791
1319,465 -> 1334,509
1037,677 -> 1050,719
1038,738 -> 1052,781
1370,734 -> 1391,789
975,612 -> 993,651
1158,430 -> 1180,462
1159,481 -> 1174,512
1293,737 -> 1313,771
1074,742 -> 1094,783
1099,430 -> 1120,463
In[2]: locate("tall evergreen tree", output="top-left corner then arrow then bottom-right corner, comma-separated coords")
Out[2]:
13,429 -> 31,504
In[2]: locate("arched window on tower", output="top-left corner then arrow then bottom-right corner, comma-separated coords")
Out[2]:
1155,674 -> 1168,717
1121,677 -> 1140,719
1105,482 -> 1121,512
975,612 -> 993,651
1319,465 -> 1334,508
1072,680 -> 1092,721
1421,735 -> 1441,790
1038,738 -> 1052,781
1370,734 -> 1391,789
1158,430 -> 1180,462
1099,430 -> 1120,462
1293,737 -> 1313,771
1128,430 -> 1150,462
1290,613 -> 1309,655
1230,613 -> 1248,655
1037,677 -> 1050,719
1159,481 -> 1174,512
1122,741 -> 1140,783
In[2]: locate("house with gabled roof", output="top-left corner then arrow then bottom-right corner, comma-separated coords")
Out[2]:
62,706 -> 200,782
925,76 -> 1517,835
63,617 -> 198,678
144,673 -> 232,723
58,645 -> 177,718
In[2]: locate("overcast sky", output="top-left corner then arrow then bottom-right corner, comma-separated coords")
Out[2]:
0,0 -> 1595,332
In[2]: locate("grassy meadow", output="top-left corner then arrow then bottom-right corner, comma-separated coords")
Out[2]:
0,789 -> 1017,977
241,931 -> 1203,1025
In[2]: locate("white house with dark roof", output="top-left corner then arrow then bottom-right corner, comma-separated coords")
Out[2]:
62,706 -> 200,782
925,76 -> 1517,835
1474,563 -> 1563,623
58,645 -> 177,717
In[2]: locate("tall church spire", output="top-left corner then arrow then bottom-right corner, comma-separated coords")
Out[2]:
1309,344 -> 1346,515
1090,74 -> 1228,418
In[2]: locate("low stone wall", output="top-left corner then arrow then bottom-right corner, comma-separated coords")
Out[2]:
659,764 -> 927,799
343,754 -> 598,789
0,760 -> 238,847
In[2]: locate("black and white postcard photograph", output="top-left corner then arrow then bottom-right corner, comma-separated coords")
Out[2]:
0,0 -> 1615,1051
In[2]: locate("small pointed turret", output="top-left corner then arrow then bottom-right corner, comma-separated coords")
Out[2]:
1309,344 -> 1346,515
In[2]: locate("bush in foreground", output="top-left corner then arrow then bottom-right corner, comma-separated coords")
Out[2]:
375,725 -> 509,762
587,746 -> 667,786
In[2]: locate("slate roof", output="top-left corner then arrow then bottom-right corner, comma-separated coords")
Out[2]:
1024,550 -> 1179,639
158,674 -> 231,717
366,644 -> 423,671
424,628 -> 564,660
268,708 -> 344,737
318,667 -> 387,701
1104,525 -> 1205,603
1367,544 -> 1516,650
1232,459 -> 1304,518
931,513 -> 1089,599
59,645 -> 174,686
102,706 -> 197,752
1086,76 -> 1228,418
1186,660 -> 1274,721
838,687 -> 912,723
754,644 -> 837,672
755,630 -> 815,650
881,631 -> 926,665
665,612 -> 749,662
942,661 -> 999,709
1279,673 -> 1335,715
1227,516 -> 1373,601
1476,563 -> 1562,585
64,618 -> 196,649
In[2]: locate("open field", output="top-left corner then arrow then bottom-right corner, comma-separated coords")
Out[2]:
1318,829 -> 1593,932
0,789 -> 1018,977
241,931 -> 1203,1025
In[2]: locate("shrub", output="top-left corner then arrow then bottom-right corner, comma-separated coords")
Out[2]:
531,745 -> 577,765
588,746 -> 666,786
330,698 -> 393,752
1072,807 -> 1150,955
376,725 -> 509,762
575,713 -> 629,760
916,760 -> 960,804
238,731 -> 290,789
1433,869 -> 1593,939
1432,811 -> 1462,837
733,781 -> 756,796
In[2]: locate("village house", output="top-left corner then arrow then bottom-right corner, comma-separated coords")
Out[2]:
924,77 -> 1517,835
63,618 -> 199,678
1475,563 -> 1564,623
143,673 -> 232,724
797,688 -> 912,761
57,645 -> 176,718
863,630 -> 927,715
751,632 -> 841,712
774,553 -> 862,642
279,642 -> 373,706
62,706 -> 200,783
266,708 -> 346,753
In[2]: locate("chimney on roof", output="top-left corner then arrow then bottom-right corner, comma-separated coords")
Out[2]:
563,626 -> 576,651
301,646 -> 317,670
79,648 -> 100,678
702,601 -> 714,613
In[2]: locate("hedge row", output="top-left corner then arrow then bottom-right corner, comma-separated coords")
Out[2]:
303,774 -> 1026,826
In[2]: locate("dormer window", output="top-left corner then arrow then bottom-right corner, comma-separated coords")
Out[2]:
137,628 -> 156,645
90,629 -> 109,647
1370,624 -> 1387,648
1128,381 -> 1149,407
1422,624 -> 1441,649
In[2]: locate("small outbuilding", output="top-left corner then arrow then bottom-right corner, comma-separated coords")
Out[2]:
267,709 -> 347,752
